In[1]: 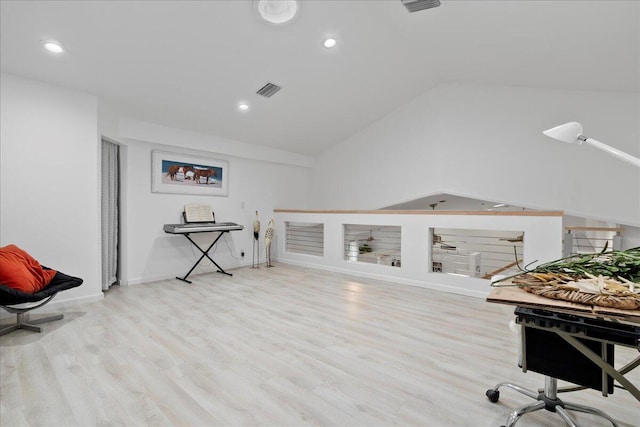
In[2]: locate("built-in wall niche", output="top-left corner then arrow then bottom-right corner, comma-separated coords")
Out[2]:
285,222 -> 324,256
431,228 -> 524,279
344,224 -> 401,267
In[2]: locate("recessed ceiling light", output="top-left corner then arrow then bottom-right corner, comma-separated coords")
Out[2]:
42,40 -> 64,54
257,0 -> 298,24
323,38 -> 337,49
238,103 -> 249,111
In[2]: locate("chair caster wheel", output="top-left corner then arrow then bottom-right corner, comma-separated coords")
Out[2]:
486,389 -> 500,403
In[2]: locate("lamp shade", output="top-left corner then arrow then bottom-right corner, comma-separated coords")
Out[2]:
542,122 -> 583,144
542,121 -> 640,168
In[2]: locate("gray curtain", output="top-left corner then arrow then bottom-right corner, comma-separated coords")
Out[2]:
101,139 -> 119,290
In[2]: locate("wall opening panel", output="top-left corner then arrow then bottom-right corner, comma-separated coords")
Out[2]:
285,222 -> 324,256
431,228 -> 524,278
344,224 -> 401,267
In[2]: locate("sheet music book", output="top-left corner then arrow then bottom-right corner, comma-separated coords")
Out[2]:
184,204 -> 214,223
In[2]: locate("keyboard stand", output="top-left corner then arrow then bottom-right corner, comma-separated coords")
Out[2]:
177,232 -> 232,284
164,220 -> 244,283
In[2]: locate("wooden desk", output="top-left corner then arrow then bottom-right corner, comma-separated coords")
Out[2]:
487,286 -> 640,323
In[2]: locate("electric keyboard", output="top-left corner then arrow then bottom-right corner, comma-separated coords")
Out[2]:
163,222 -> 244,234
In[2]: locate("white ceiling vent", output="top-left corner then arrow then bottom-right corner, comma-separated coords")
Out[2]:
256,82 -> 282,98
401,0 -> 441,13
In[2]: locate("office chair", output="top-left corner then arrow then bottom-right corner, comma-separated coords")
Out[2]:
485,307 -> 640,427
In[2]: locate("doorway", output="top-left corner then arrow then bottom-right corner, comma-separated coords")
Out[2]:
101,137 -> 120,290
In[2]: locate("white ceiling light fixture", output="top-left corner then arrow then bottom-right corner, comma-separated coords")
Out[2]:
543,122 -> 640,168
42,40 -> 64,53
257,0 -> 298,25
323,38 -> 337,49
238,103 -> 249,112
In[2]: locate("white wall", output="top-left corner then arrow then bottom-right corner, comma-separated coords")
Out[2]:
311,89 -> 442,210
0,73 -> 102,306
119,120 -> 313,284
0,74 -> 314,298
312,84 -> 640,227
434,84 -> 640,227
622,225 -> 640,250
98,99 -> 122,143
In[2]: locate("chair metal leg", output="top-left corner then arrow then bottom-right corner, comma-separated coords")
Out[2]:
564,402 -> 619,427
0,323 -> 19,336
504,400 -> 545,427
489,382 -> 540,400
19,324 -> 42,332
555,406 -> 579,427
488,376 -> 621,427
0,312 -> 64,336
27,314 -> 64,324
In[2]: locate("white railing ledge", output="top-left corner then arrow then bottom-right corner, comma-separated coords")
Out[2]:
275,209 -> 564,217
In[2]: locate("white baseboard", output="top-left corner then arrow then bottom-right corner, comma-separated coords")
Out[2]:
274,258 -> 489,299
125,261 -> 254,285
125,273 -> 178,286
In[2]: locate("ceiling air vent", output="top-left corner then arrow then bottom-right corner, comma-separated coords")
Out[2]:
256,82 -> 282,98
401,0 -> 441,13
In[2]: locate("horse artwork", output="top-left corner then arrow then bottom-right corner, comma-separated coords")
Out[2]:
166,165 -> 195,181
152,150 -> 229,196
193,168 -> 217,184
166,165 -> 181,180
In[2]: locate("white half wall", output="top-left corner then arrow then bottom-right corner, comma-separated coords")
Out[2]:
311,84 -> 640,227
119,121 -> 313,284
274,210 -> 563,299
0,73 -> 103,306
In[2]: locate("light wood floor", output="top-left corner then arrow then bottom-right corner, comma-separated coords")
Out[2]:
1,264 -> 639,427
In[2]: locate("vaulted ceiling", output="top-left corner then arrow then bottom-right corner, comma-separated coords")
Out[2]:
1,1 -> 638,155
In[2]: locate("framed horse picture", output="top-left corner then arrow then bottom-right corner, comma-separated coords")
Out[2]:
151,150 -> 229,196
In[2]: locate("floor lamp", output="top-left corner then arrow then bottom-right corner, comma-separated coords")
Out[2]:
543,122 -> 640,168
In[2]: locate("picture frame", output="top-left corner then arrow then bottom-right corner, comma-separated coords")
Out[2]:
151,150 -> 229,196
